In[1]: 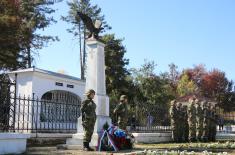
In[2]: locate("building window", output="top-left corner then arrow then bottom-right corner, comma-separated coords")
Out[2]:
55,82 -> 63,86
67,84 -> 74,88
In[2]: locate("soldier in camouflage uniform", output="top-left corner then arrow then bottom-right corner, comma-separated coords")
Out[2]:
212,105 -> 217,141
170,100 -> 178,142
187,98 -> 197,142
176,102 -> 183,142
196,99 -> 204,142
182,105 -> 189,142
81,89 -> 96,151
113,95 -> 129,130
208,103 -> 217,142
202,101 -> 209,142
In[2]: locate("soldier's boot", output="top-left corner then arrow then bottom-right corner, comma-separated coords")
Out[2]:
202,136 -> 208,142
197,137 -> 202,142
189,137 -> 196,143
87,143 -> 94,151
83,142 -> 93,151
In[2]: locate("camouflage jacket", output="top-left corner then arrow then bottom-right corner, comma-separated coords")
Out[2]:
196,105 -> 204,122
114,102 -> 128,122
170,105 -> 178,124
188,103 -> 197,123
81,98 -> 96,121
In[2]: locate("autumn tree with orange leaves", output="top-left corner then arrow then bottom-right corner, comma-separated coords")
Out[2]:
183,65 -> 234,110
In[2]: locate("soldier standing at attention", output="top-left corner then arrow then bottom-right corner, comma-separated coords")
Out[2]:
208,103 -> 217,142
182,105 -> 189,142
176,102 -> 183,142
188,97 -> 197,142
170,100 -> 178,142
212,105 -> 217,141
202,101 -> 209,142
196,99 -> 204,142
113,95 -> 129,130
81,89 -> 96,151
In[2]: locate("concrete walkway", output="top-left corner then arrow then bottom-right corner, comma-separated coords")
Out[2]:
24,147 -> 143,155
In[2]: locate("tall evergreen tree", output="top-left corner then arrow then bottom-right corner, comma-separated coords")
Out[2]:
62,0 -> 110,79
102,34 -> 130,96
0,0 -> 23,70
18,0 -> 59,68
101,34 -> 131,121
0,0 -> 58,71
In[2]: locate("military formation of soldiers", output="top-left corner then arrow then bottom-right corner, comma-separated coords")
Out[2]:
170,97 -> 217,143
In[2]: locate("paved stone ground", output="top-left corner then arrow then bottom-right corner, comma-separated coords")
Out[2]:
24,146 -> 235,155
24,147 -> 142,155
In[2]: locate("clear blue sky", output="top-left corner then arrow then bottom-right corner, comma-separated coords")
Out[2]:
37,0 -> 235,81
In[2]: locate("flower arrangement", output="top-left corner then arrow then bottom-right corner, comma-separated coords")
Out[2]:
97,123 -> 135,151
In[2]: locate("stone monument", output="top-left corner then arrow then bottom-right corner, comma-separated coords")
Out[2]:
66,12 -> 111,147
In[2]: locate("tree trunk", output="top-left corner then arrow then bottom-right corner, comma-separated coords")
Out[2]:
79,23 -> 84,80
27,45 -> 31,68
82,25 -> 86,80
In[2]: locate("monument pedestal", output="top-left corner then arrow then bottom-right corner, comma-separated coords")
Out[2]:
66,39 -> 112,147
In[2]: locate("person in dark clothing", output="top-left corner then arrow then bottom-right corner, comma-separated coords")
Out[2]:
218,115 -> 224,131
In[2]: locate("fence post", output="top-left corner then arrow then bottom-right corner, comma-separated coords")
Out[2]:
32,93 -> 35,134
13,73 -> 17,132
35,96 -> 39,136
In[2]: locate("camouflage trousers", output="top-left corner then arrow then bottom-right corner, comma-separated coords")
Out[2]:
197,123 -> 203,141
188,123 -> 197,142
177,125 -> 184,142
82,119 -> 95,143
171,125 -> 178,142
183,124 -> 189,142
208,124 -> 216,142
202,125 -> 209,142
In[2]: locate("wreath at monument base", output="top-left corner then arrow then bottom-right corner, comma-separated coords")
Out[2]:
97,125 -> 135,151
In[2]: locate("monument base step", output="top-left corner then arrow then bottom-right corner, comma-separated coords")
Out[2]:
57,144 -> 83,150
66,133 -> 99,147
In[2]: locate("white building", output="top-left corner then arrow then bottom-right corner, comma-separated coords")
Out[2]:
7,68 -> 86,133
8,67 -> 85,100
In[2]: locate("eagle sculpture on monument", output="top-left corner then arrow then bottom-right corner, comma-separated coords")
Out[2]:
77,11 -> 103,40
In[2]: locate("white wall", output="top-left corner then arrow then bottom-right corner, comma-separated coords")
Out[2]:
31,72 -> 85,99
0,133 -> 30,155
8,69 -> 85,99
133,132 -> 173,143
9,72 -> 33,97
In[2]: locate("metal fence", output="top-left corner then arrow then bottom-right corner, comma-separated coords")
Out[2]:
127,105 -> 172,133
0,95 -> 81,133
0,75 -> 81,133
216,108 -> 235,134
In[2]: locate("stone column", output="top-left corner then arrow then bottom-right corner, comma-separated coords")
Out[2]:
85,39 -> 111,133
66,39 -> 111,147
